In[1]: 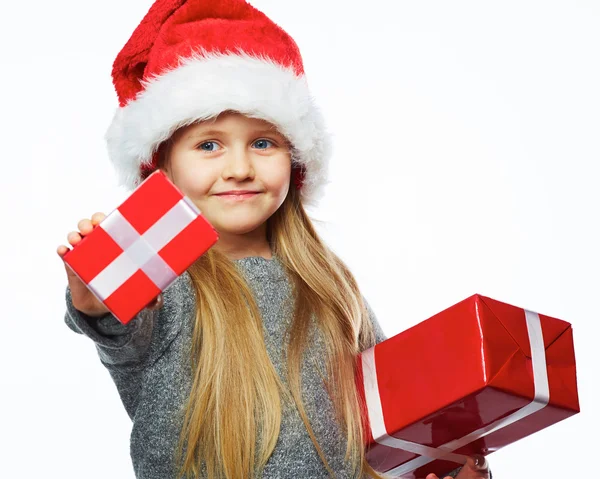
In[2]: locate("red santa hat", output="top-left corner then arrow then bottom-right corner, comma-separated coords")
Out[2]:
105,0 -> 332,208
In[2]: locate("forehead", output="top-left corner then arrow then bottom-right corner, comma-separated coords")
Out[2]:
178,111 -> 286,140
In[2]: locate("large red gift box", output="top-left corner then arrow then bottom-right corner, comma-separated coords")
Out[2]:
358,294 -> 579,478
63,170 -> 219,324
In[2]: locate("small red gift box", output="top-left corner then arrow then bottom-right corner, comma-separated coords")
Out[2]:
63,170 -> 219,324
358,294 -> 579,478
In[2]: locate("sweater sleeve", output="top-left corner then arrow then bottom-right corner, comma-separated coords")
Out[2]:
362,296 -> 388,345
63,274 -> 193,419
64,286 -> 156,368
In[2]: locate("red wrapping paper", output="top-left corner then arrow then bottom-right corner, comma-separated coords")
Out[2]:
358,294 -> 579,478
63,171 -> 219,324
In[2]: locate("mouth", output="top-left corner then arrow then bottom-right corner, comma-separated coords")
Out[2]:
214,192 -> 260,201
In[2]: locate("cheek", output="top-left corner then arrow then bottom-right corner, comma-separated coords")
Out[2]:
261,160 -> 291,195
171,161 -> 216,196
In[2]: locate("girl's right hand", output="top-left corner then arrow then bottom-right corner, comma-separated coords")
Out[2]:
57,212 -> 163,318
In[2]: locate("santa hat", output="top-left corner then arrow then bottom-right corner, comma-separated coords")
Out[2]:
105,0 -> 332,208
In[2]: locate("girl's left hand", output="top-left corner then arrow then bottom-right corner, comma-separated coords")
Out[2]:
426,455 -> 491,479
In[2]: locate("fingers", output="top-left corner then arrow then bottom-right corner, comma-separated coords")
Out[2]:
57,212 -> 106,257
146,293 -> 164,311
77,217 -> 95,236
467,454 -> 489,472
75,212 -> 106,239
462,455 -> 490,478
56,231 -> 83,257
91,212 -> 106,225
426,456 -> 488,479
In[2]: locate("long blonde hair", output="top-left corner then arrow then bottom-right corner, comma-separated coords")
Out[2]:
156,127 -> 386,479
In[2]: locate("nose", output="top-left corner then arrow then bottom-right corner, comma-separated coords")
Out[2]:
221,145 -> 255,181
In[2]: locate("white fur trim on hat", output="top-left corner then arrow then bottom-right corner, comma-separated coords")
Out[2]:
105,51 -> 332,208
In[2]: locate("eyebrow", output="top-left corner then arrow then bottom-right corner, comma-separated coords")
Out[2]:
184,128 -> 287,142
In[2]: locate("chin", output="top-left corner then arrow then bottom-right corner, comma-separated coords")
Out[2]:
214,219 -> 267,235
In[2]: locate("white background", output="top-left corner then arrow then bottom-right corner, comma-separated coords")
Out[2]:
1,0 -> 598,477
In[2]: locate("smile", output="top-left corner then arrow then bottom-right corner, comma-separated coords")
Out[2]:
215,193 -> 260,201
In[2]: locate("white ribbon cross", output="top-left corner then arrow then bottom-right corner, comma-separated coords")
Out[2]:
87,197 -> 201,301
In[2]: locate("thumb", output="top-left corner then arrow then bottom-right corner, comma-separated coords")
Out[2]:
146,293 -> 164,310
465,455 -> 489,473
63,261 -> 80,282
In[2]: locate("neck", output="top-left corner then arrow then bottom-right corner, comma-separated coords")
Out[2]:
213,224 -> 272,260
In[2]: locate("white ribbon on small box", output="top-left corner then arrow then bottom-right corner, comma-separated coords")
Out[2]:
362,305 -> 550,477
87,196 -> 201,301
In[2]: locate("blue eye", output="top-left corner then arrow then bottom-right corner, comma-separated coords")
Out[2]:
199,141 -> 220,152
253,139 -> 273,149
198,139 -> 274,151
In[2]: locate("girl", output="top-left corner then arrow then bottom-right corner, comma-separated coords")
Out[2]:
57,1 -> 492,478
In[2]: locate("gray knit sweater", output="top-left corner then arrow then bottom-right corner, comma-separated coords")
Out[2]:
63,255 -> 462,478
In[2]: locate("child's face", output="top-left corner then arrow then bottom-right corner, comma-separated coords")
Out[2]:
162,112 -> 292,243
